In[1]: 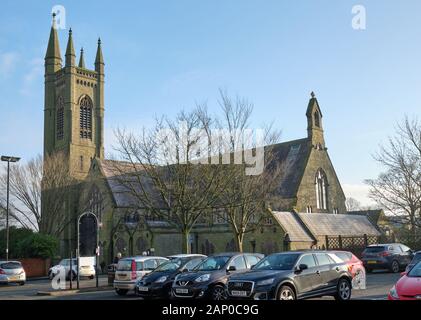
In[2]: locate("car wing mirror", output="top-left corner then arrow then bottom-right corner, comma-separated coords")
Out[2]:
227,266 -> 236,272
295,264 -> 308,272
400,271 -> 407,277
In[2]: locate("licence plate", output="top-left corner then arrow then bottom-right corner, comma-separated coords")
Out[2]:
176,288 -> 189,294
367,261 -> 377,264
9,275 -> 20,281
231,290 -> 247,297
138,286 -> 149,292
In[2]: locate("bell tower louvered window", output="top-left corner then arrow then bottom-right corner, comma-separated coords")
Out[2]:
80,96 -> 92,139
56,96 -> 64,140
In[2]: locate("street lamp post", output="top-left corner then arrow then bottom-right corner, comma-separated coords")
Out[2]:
1,156 -> 20,261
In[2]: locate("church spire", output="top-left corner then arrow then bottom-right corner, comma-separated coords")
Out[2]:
95,38 -> 104,74
45,13 -> 61,68
78,47 -> 86,68
306,91 -> 325,148
65,28 -> 76,66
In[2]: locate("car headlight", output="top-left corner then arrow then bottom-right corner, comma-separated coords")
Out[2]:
155,276 -> 168,283
195,274 -> 211,282
389,285 -> 399,299
256,278 -> 275,286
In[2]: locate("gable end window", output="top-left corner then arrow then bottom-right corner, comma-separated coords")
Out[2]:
315,169 -> 328,210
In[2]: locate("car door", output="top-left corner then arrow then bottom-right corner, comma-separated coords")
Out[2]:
313,253 -> 334,292
392,245 -> 404,265
293,253 -> 319,296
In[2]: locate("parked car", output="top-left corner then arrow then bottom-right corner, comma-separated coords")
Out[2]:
0,261 -> 26,286
388,261 -> 421,300
114,256 -> 168,296
136,254 -> 206,298
226,251 -> 353,300
405,251 -> 421,272
171,252 -> 263,300
361,243 -> 413,273
48,258 -> 95,280
331,250 -> 366,289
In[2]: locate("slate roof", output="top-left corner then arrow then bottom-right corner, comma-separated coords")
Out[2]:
272,211 -> 314,242
296,212 -> 381,237
347,210 -> 383,225
265,138 -> 311,198
99,159 -> 164,208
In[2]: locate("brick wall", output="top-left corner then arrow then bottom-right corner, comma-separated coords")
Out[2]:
18,258 -> 51,278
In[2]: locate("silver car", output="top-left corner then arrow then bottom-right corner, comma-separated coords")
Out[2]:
114,256 -> 168,295
0,261 -> 26,285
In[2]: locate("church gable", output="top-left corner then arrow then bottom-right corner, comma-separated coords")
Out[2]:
295,145 -> 346,214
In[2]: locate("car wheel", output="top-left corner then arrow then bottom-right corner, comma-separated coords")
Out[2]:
334,278 -> 351,301
115,289 -> 128,296
211,285 -> 227,300
277,285 -> 296,300
89,275 -> 94,280
19,281 -> 25,286
48,271 -> 54,280
390,260 -> 400,273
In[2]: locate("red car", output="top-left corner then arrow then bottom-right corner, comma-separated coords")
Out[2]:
332,251 -> 366,289
388,261 -> 421,300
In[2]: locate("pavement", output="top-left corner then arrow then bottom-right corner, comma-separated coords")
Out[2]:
0,270 -> 401,300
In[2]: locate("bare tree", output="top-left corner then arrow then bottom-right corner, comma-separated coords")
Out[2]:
112,106 -> 231,253
213,91 -> 283,252
0,152 -> 78,237
345,197 -> 362,211
365,116 -> 421,235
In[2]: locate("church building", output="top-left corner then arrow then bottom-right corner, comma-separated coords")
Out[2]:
42,16 -> 380,263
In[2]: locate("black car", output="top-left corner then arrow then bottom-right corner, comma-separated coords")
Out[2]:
135,254 -> 206,298
226,251 -> 353,300
361,243 -> 413,273
171,252 -> 263,300
405,251 -> 421,272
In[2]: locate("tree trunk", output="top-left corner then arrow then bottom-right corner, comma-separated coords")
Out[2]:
182,230 -> 190,254
235,233 -> 244,253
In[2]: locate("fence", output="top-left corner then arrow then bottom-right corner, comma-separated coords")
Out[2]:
325,234 -> 421,257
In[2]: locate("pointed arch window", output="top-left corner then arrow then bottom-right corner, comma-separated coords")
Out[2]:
80,96 -> 92,139
314,111 -> 320,127
56,96 -> 64,140
315,169 -> 328,210
88,185 -> 103,222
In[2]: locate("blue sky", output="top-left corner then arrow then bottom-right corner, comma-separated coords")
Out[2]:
1,0 -> 421,205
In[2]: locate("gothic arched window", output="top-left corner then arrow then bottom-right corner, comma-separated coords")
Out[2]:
314,111 -> 320,127
315,169 -> 328,210
88,185 -> 103,222
56,96 -> 64,140
80,96 -> 92,139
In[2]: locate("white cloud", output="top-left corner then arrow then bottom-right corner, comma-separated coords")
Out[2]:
19,58 -> 43,96
342,183 -> 376,207
0,51 -> 19,77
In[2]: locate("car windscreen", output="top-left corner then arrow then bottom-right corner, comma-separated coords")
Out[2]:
0,262 -> 22,269
407,262 -> 421,277
252,253 -> 300,271
363,246 -> 385,253
116,259 -> 133,271
154,260 -> 181,272
194,256 -> 230,271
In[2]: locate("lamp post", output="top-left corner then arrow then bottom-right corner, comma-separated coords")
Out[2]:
1,156 -> 20,261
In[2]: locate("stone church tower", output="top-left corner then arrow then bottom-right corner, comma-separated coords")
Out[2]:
44,14 -> 104,179
43,14 -> 104,253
